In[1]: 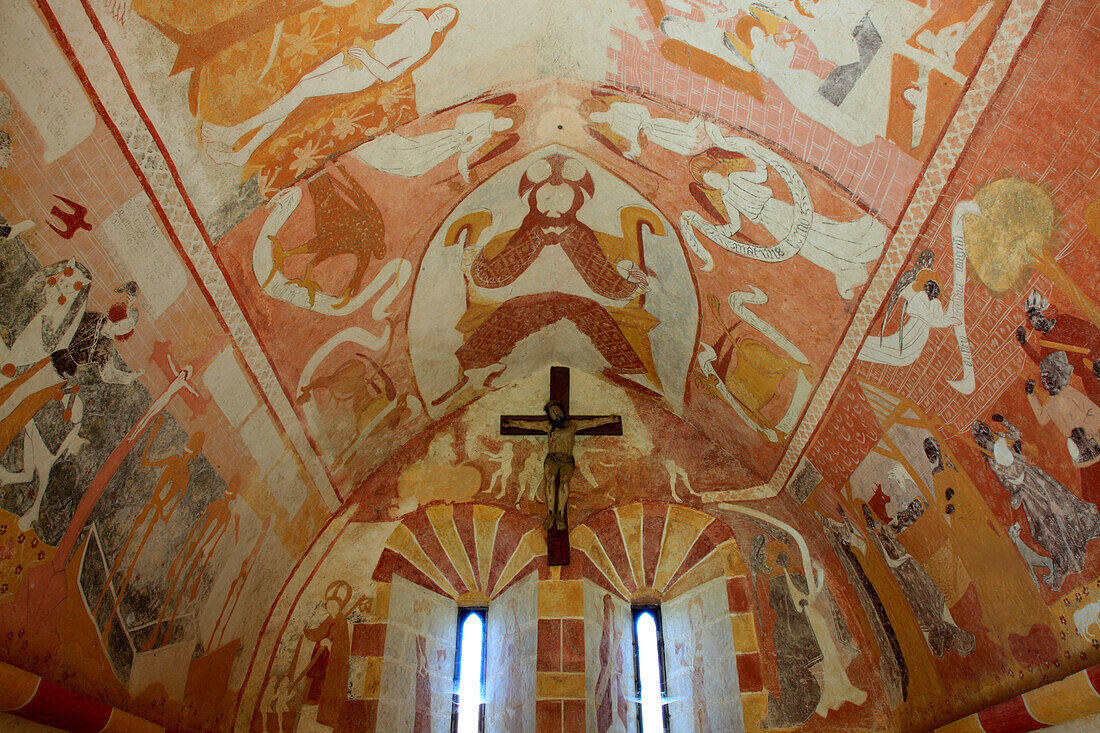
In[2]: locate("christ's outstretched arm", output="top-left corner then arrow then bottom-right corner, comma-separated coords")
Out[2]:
502,416 -> 550,432
571,416 -> 620,431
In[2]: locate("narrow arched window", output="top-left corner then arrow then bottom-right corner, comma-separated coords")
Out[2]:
453,607 -> 486,733
633,606 -> 670,733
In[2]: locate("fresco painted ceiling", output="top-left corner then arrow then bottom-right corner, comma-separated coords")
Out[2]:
52,0 -> 1025,500
1,0 -> 1099,731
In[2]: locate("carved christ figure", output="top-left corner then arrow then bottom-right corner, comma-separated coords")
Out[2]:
502,402 -> 617,530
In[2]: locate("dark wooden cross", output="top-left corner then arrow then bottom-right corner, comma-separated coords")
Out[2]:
499,366 -> 622,566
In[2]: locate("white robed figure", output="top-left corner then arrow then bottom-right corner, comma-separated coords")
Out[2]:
681,122 -> 886,298
201,3 -> 458,167
858,274 -> 957,365
587,101 -> 706,160
352,110 -> 514,182
746,26 -> 876,147
857,200 -> 978,395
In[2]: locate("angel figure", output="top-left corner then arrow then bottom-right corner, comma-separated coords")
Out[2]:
582,95 -> 706,160
858,270 -> 959,365
681,124 -> 886,298
352,94 -> 523,182
858,200 -> 979,397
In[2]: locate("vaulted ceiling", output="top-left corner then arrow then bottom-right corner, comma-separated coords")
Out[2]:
1,0 -> 1099,731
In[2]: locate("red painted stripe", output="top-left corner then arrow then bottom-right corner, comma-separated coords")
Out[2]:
13,678 -> 111,733
735,653 -> 763,693
1086,664 -> 1100,695
977,695 -> 1048,733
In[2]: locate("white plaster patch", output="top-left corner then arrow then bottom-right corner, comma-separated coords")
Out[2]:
98,194 -> 187,319
240,410 -> 284,472
127,638 -> 196,700
202,346 -> 258,428
0,0 -> 95,163
414,0 -> 648,115
266,450 -> 306,518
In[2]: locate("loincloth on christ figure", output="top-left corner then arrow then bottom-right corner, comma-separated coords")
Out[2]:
545,452 -> 575,484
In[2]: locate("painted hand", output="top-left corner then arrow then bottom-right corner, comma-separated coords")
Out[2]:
344,47 -> 372,71
618,260 -> 650,292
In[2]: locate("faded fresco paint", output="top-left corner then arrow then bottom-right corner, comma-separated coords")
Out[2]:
0,0 -> 1096,731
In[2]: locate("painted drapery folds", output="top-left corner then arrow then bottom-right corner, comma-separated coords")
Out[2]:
1,0 -> 1099,730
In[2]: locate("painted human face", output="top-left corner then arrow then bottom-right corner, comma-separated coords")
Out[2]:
430,7 -> 457,32
924,439 -> 941,466
971,421 -> 994,450
1040,366 -> 1062,395
1028,309 -> 1055,333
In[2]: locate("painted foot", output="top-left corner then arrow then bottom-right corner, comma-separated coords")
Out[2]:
204,141 -> 249,167
200,121 -> 240,149
330,288 -> 356,310
284,276 -> 323,306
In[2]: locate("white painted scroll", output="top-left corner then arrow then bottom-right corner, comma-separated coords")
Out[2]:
679,122 -> 813,272
295,326 -> 413,463
947,201 -> 980,394
0,0 -> 95,162
727,286 -> 814,435
697,342 -> 778,443
253,185 -> 412,316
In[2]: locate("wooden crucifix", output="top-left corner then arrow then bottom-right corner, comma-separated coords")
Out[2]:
500,366 -> 622,566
